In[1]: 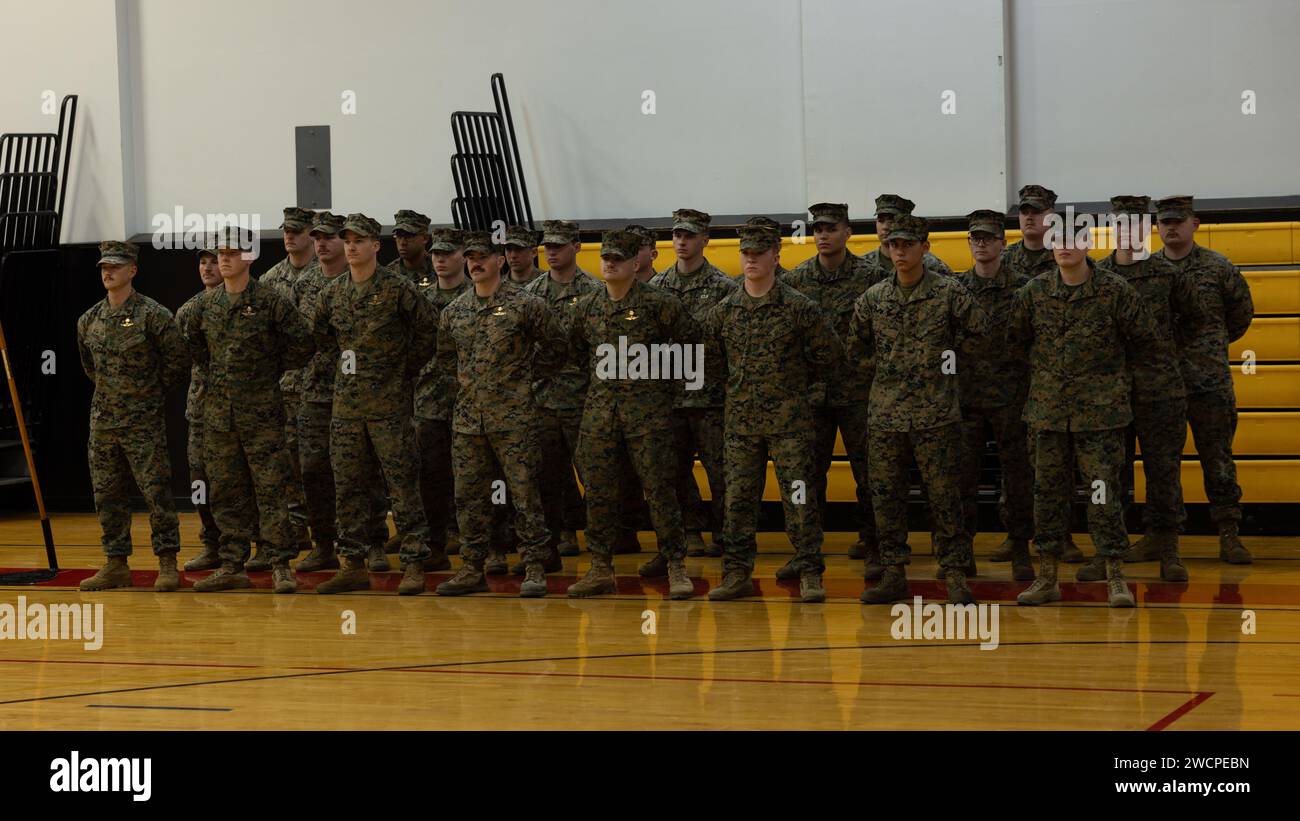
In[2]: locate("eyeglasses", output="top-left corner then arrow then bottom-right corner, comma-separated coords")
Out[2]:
968,236 -> 1001,246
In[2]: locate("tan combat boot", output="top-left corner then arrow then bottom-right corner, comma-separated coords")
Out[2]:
316,556 -> 370,594
1075,555 -> 1107,582
862,543 -> 883,582
244,544 -> 273,572
667,558 -> 694,600
847,539 -> 867,560
194,561 -> 252,592
519,562 -> 548,598
272,561 -> 297,594
708,569 -> 754,601
775,556 -> 802,580
638,552 -> 668,578
435,559 -> 489,596
398,562 -> 426,596
860,565 -> 908,604
80,556 -> 132,591
1219,523 -> 1252,564
1160,539 -> 1189,582
946,569 -> 976,604
1107,558 -> 1135,608
184,544 -> 222,571
297,540 -> 339,572
1123,531 -> 1164,562
988,537 -> 1016,562
154,552 -> 179,592
799,570 -> 826,604
484,549 -> 508,575
366,543 -> 391,573
1009,539 -> 1035,582
557,530 -> 579,557
1017,554 -> 1060,606
567,553 -> 617,598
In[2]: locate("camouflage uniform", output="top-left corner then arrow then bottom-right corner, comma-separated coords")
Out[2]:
414,228 -> 472,555
176,287 -> 220,553
955,211 -> 1034,543
525,220 -> 602,539
848,227 -> 989,573
729,217 -> 789,281
784,203 -> 882,565
385,209 -> 436,284
77,252 -> 189,558
311,215 -> 436,566
1000,241 -> 1057,280
1155,214 -> 1253,529
437,260 -> 567,567
650,210 -> 737,542
1007,258 -> 1163,558
705,234 -> 841,576
569,267 -> 699,559
258,206 -> 318,547
862,194 -> 954,277
181,274 -> 314,565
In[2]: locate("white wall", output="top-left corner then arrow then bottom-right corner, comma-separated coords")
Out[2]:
2,0 -> 130,243
3,0 -> 1298,243
1009,0 -> 1300,201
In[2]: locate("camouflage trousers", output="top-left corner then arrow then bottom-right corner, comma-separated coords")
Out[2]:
280,391 -> 310,542
1122,397 -> 1188,532
414,416 -> 457,550
672,407 -> 726,539
204,424 -> 294,564
186,419 -> 220,550
869,423 -> 971,569
575,415 -> 684,559
1031,427 -> 1127,558
331,415 -> 430,564
618,457 -> 650,537
1186,388 -> 1242,525
813,402 -> 874,546
453,427 -> 549,564
960,404 -> 1034,541
299,401 -> 388,547
88,422 -> 179,557
722,429 -> 823,575
537,407 -> 586,533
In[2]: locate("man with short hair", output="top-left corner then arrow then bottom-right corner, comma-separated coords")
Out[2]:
651,208 -> 738,557
954,210 -> 1035,582
504,225 -> 546,285
730,217 -> 788,281
386,209 -> 436,283
246,207 -> 316,571
77,241 -> 190,592
526,220 -> 602,563
624,224 -> 660,283
310,214 -> 437,596
705,224 -> 840,603
849,216 -> 989,605
783,202 -> 880,578
181,226 -> 314,594
567,230 -> 700,599
178,245 -> 224,572
860,195 -> 953,277
435,232 -> 567,598
1008,221 -> 1163,607
1145,195 -> 1254,564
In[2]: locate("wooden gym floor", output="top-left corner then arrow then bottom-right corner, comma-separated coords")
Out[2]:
0,512 -> 1297,731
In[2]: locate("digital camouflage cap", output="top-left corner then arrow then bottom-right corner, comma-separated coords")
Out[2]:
745,216 -> 781,232
97,240 -> 139,266
310,210 -> 345,236
541,219 -> 580,245
341,213 -> 382,239
808,202 -> 850,227
1154,195 -> 1195,220
737,224 -> 780,252
885,214 -> 928,242
1017,184 -> 1058,211
966,209 -> 1005,236
280,207 -> 315,231
874,194 -> 916,216
600,230 -> 642,260
504,224 -> 542,248
429,228 -> 466,252
1109,195 -> 1151,216
623,224 -> 657,248
463,231 -> 502,255
212,223 -> 256,251
393,209 -> 431,235
671,208 -> 711,234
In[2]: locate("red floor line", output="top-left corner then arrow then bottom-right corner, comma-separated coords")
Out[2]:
390,665 -> 1200,697
1146,692 -> 1215,731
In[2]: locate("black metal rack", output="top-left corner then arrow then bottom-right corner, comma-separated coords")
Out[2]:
450,74 -> 533,231
0,94 -> 77,252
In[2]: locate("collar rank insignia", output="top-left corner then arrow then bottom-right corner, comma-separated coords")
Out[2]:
569,296 -> 578,305
241,305 -> 256,317
120,317 -> 135,328
492,305 -> 507,316
369,294 -> 383,306
419,276 -> 432,287
625,309 -> 638,321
